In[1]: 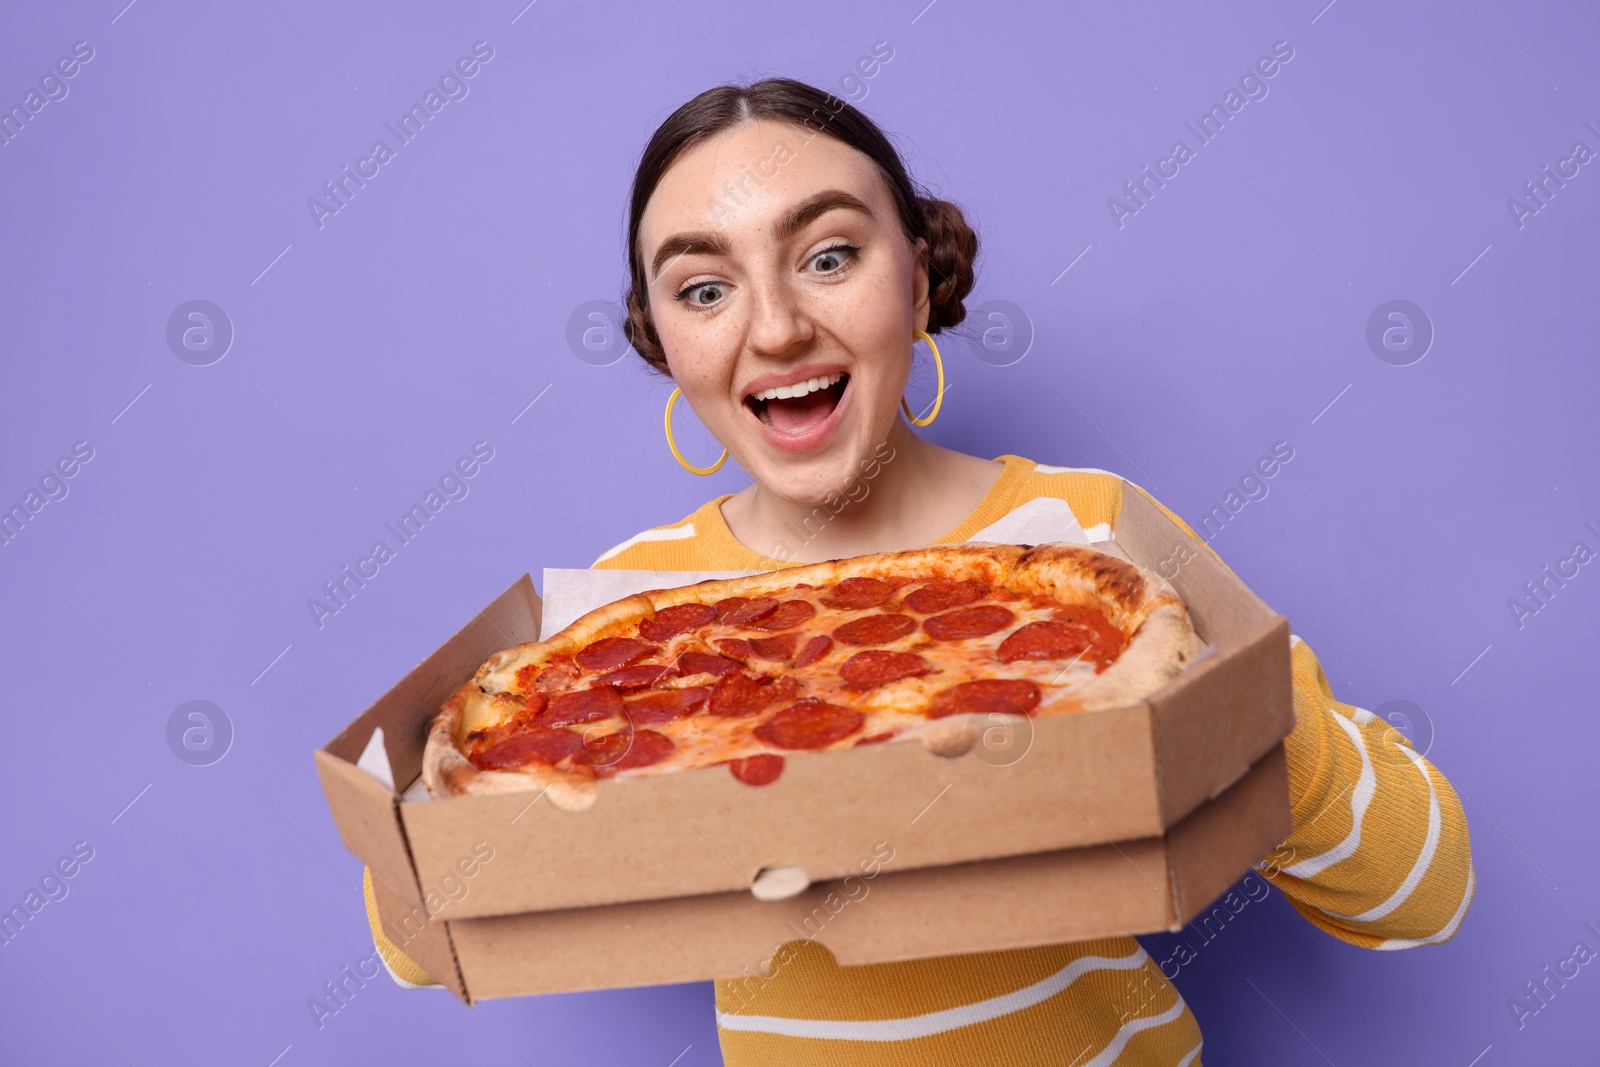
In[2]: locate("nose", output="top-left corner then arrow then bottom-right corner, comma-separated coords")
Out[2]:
744,269 -> 815,360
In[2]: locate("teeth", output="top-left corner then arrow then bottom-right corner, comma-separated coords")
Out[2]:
752,373 -> 842,403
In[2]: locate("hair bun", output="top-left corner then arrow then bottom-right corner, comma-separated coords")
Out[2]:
916,197 -> 978,333
623,286 -> 666,372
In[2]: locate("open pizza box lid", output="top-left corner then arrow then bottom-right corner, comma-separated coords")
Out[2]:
317,480 -> 1294,934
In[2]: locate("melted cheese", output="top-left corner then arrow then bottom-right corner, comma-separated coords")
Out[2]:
470,582 -> 1126,781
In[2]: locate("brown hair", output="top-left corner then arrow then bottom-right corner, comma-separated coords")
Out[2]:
622,77 -> 979,375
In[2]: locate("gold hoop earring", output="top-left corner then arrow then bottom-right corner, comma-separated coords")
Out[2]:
901,329 -> 945,427
664,387 -> 728,476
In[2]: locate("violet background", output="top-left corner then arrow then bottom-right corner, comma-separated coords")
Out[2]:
2,0 -> 1596,1063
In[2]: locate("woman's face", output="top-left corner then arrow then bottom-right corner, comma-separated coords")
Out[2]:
638,119 -> 929,505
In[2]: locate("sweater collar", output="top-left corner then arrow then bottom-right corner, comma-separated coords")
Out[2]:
691,455 -> 1037,570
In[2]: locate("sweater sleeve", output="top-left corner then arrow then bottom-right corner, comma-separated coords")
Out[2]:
363,867 -> 442,988
1117,484 -> 1475,949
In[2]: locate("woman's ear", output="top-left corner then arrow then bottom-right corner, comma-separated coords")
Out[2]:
911,236 -> 931,333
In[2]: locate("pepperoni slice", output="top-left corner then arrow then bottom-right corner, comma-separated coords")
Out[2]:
714,638 -> 753,660
625,686 -> 710,723
754,699 -> 865,750
833,613 -> 917,646
727,754 -> 785,786
520,658 -> 579,694
854,731 -> 897,746
543,686 -> 624,727
1052,604 -> 1097,622
923,605 -> 1016,641
581,728 -> 675,773
465,724 -> 508,750
840,650 -> 933,690
747,599 -> 817,631
473,726 -> 585,769
597,663 -> 679,689
676,651 -> 742,677
793,634 -> 833,668
708,671 -> 776,718
768,675 -> 804,705
904,580 -> 986,614
638,602 -> 717,641
996,620 -> 1092,663
927,679 -> 1041,719
575,637 -> 659,672
715,597 -> 778,625
749,633 -> 800,661
1052,606 -> 1129,666
821,576 -> 895,609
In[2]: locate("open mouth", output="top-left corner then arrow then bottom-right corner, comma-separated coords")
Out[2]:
744,372 -> 849,434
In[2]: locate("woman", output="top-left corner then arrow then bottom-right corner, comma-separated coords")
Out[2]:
368,78 -> 1474,1065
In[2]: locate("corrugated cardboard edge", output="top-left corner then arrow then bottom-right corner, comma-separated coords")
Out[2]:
314,573 -> 542,912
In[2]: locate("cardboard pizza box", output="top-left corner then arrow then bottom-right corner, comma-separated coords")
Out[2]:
316,480 -> 1294,934
369,744 -> 1289,1002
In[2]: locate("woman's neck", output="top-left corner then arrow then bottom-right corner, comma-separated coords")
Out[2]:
720,420 -> 1005,563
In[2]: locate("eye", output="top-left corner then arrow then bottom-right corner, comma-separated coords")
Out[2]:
674,280 -> 726,307
808,244 -> 859,275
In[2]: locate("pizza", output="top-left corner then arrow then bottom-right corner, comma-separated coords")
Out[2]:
422,543 -> 1201,810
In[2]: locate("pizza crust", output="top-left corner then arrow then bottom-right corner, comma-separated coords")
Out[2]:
421,542 -> 1200,799
641,544 -> 1025,610
1007,543 -> 1202,712
1035,604 -> 1201,713
425,686 -> 602,810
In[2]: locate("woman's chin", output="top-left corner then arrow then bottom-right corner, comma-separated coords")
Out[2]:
743,451 -> 872,511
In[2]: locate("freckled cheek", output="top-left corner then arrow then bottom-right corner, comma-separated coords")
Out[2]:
663,324 -> 742,423
854,365 -> 906,427
837,305 -> 912,402
838,273 -> 909,337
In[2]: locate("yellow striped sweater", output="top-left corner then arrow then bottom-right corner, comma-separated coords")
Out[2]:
364,455 -> 1474,1064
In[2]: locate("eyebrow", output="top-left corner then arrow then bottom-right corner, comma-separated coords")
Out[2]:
649,189 -> 877,281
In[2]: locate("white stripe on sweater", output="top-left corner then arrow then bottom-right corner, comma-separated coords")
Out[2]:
374,937 -> 428,990
715,948 -> 1151,1041
1032,463 -> 1121,477
1320,742 -> 1442,924
1282,711 -> 1377,880
1080,996 -> 1188,1067
593,522 -> 696,564
1375,864 -> 1476,950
